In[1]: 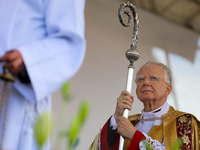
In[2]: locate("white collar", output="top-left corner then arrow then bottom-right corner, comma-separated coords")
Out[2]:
141,102 -> 170,125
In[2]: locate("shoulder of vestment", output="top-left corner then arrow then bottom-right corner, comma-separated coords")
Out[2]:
127,106 -> 200,124
128,114 -> 141,126
162,106 -> 200,123
128,114 -> 141,121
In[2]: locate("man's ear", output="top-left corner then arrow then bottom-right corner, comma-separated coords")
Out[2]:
165,84 -> 172,97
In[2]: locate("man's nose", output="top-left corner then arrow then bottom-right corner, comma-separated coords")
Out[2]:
143,77 -> 150,85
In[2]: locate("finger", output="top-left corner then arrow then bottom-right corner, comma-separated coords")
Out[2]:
116,98 -> 132,111
0,54 -> 8,62
115,91 -> 134,120
122,95 -> 133,104
121,90 -> 132,97
122,99 -> 131,106
117,117 -> 128,130
130,96 -> 134,103
123,104 -> 131,110
120,91 -> 134,103
118,116 -> 126,122
118,98 -> 131,108
0,51 -> 18,63
5,52 -> 25,74
6,51 -> 17,62
6,62 -> 25,74
121,96 -> 133,107
3,59 -> 23,74
13,55 -> 24,67
121,102 -> 132,111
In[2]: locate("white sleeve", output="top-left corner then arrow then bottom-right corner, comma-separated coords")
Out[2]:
98,129 -> 102,150
16,0 -> 86,102
110,115 -> 118,130
139,133 -> 165,150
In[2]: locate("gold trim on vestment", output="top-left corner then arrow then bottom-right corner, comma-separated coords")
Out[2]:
89,106 -> 200,150
126,106 -> 200,150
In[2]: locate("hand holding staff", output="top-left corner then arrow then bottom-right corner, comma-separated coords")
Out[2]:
114,90 -> 136,141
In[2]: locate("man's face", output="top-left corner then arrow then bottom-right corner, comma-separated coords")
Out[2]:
136,65 -> 171,104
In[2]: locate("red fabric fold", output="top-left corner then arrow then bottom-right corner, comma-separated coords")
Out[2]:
128,130 -> 146,150
101,120 -> 120,150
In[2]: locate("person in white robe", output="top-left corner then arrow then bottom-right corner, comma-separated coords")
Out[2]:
0,0 -> 86,149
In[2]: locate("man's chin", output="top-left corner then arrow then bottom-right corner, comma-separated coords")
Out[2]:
139,96 -> 154,102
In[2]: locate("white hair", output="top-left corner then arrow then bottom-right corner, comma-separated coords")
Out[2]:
136,61 -> 172,84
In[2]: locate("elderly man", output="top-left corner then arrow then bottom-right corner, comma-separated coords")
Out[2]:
90,61 -> 200,150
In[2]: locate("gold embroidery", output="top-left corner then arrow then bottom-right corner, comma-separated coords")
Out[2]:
182,134 -> 190,145
176,114 -> 192,150
179,116 -> 187,123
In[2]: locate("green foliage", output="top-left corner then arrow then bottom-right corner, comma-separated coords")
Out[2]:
34,111 -> 53,148
143,140 -> 154,150
67,99 -> 90,149
171,138 -> 182,150
143,138 -> 182,150
59,130 -> 68,138
61,82 -> 71,102
34,82 -> 90,150
78,100 -> 90,124
67,114 -> 81,148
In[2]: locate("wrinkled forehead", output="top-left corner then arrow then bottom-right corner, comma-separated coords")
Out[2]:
136,65 -> 165,77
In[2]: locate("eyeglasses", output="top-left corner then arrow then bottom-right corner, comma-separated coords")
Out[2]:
135,74 -> 168,84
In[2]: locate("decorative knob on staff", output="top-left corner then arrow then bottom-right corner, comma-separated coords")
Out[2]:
118,1 -> 140,150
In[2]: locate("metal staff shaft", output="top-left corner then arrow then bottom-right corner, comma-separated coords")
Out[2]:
119,67 -> 135,150
124,67 -> 134,117
118,2 -> 140,150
